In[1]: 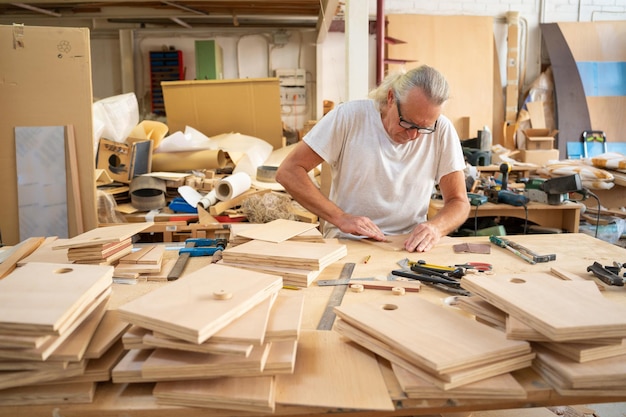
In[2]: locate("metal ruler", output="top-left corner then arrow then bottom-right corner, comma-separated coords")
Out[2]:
316,262 -> 355,330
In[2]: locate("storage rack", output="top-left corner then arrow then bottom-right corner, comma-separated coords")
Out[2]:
149,50 -> 184,115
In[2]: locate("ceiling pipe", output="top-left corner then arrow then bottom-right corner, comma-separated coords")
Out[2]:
161,1 -> 208,16
169,17 -> 192,28
375,0 -> 384,85
10,3 -> 61,17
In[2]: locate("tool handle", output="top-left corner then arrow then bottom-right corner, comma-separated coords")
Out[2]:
391,270 -> 460,287
180,247 -> 221,256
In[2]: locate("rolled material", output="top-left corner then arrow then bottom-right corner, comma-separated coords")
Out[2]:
151,149 -> 226,172
129,176 -> 166,210
199,189 -> 218,208
216,172 -> 252,201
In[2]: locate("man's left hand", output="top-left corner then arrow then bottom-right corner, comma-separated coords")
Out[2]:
404,223 -> 440,252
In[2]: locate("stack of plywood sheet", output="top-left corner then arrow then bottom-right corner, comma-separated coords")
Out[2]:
113,264 -> 307,413
113,245 -> 167,281
221,235 -> 347,288
461,272 -> 626,397
51,223 -> 153,265
334,294 -> 534,391
0,262 -> 127,405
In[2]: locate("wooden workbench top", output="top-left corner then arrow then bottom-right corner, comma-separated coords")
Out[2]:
2,233 -> 625,417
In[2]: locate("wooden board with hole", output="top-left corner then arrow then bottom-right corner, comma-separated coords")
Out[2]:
461,273 -> 626,341
334,317 -> 534,390
333,294 -> 532,389
116,263 -> 282,344
0,262 -> 113,336
0,291 -> 110,361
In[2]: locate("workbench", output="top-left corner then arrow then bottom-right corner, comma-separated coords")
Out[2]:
429,198 -> 582,233
1,233 -> 625,416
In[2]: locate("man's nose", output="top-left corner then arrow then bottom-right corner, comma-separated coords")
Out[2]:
407,128 -> 421,140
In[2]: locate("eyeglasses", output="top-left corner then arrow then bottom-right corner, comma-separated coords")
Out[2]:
395,95 -> 438,134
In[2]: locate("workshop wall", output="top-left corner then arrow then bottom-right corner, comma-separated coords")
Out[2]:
3,0 -> 624,134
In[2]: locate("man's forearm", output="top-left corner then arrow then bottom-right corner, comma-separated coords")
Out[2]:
427,198 -> 471,237
278,170 -> 344,226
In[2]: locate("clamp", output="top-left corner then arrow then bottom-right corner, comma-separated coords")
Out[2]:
587,261 -> 624,286
167,238 -> 228,281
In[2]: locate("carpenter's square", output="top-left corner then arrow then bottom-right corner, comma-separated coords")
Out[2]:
167,238 -> 228,281
317,277 -> 388,286
317,262 -> 355,330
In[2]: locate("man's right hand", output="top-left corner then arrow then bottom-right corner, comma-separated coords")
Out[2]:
336,214 -> 386,241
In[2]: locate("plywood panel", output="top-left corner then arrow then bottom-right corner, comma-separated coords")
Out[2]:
221,239 -> 347,271
558,22 -> 626,61
0,25 -> 96,246
116,263 -> 282,344
462,273 -> 626,341
154,375 -> 276,413
334,294 -> 530,374
334,315 -> 533,390
0,262 -> 113,335
141,343 -> 271,380
275,330 -> 394,411
52,224 -> 152,250
387,15 -> 494,139
392,362 -> 526,399
557,22 -> 626,151
234,219 -> 319,243
534,345 -> 626,389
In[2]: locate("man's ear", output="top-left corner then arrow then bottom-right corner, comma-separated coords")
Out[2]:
387,89 -> 395,106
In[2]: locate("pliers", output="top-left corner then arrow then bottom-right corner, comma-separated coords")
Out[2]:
454,262 -> 492,272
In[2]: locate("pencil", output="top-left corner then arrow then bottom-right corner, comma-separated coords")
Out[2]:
364,255 -> 371,264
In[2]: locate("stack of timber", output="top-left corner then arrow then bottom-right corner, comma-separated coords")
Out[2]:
334,293 -> 534,393
113,244 -> 168,281
460,272 -> 626,397
112,264 -> 307,413
51,223 -> 153,265
221,222 -> 347,288
0,262 -> 128,405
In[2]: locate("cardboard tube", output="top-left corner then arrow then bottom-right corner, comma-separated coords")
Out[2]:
151,149 -> 226,172
216,172 -> 252,201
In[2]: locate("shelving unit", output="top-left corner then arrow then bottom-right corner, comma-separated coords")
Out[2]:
149,50 -> 184,115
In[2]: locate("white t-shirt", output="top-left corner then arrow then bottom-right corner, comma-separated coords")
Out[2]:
304,99 -> 465,238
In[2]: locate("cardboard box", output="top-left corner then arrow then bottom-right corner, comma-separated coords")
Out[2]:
519,149 -> 560,166
96,138 -> 153,184
523,129 -> 558,150
0,25 -> 96,245
162,78 -> 284,150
